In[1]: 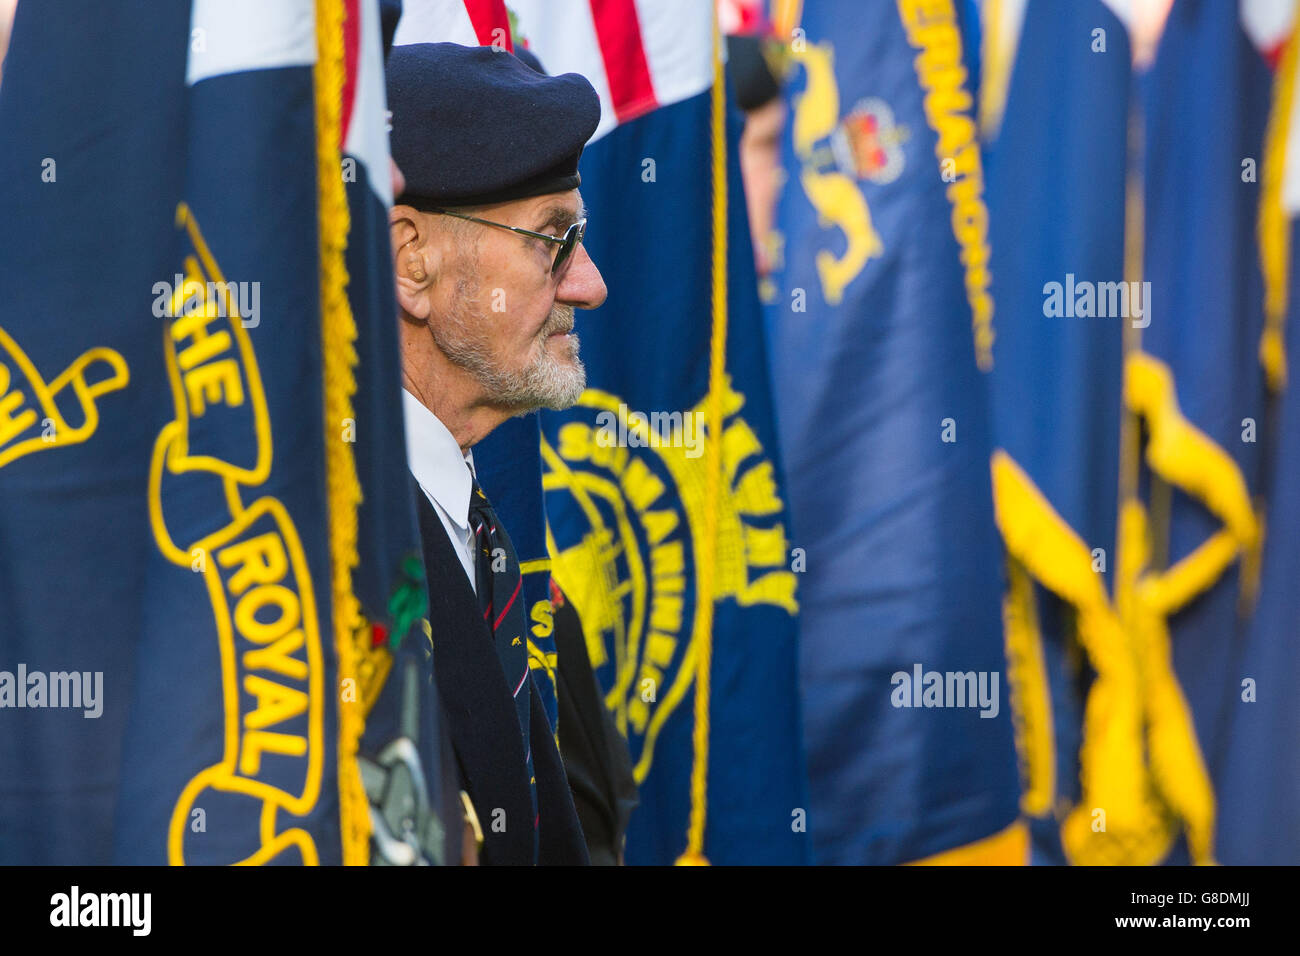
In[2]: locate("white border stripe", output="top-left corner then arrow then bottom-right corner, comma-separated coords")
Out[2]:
345,0 -> 394,206
1242,0 -> 1295,55
187,0 -> 316,86
633,0 -> 712,110
392,0 -> 479,47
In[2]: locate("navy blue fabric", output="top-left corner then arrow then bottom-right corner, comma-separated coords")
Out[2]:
1218,224 -> 1300,864
1141,0 -> 1274,865
983,0 -> 1130,865
386,42 -> 599,208
416,491 -> 587,865
513,45 -> 546,76
468,475 -> 536,839
766,0 -> 1018,864
0,0 -> 190,865
0,0 -> 450,866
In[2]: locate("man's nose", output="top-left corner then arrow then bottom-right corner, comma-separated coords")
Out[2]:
557,244 -> 607,309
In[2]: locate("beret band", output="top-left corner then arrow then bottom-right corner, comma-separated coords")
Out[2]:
398,161 -> 581,211
387,43 -> 600,209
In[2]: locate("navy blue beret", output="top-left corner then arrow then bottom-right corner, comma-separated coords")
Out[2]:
386,43 -> 600,209
513,45 -> 546,76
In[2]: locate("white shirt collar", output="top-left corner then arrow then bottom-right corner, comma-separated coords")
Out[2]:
403,389 -> 474,533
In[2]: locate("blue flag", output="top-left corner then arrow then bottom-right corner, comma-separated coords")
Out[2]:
0,0 -> 449,866
1219,202 -> 1300,865
513,0 -> 809,865
1125,0 -> 1280,865
981,0 -> 1131,865
1218,5 -> 1300,863
767,0 -> 1020,864
981,0 -> 1300,867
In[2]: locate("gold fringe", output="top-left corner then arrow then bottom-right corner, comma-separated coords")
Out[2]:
1134,608 -> 1216,865
1259,11 -> 1299,393
906,820 -> 1029,865
991,453 -> 1170,865
978,0 -> 1016,140
1141,529 -> 1240,618
1001,557 -> 1055,818
675,14 -> 728,867
997,97 -> 1220,865
1115,350 -> 1258,866
1239,500 -> 1265,615
770,0 -> 803,40
1125,352 -> 1258,550
315,0 -> 370,866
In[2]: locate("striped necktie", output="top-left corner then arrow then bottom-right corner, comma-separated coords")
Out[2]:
467,471 -> 538,847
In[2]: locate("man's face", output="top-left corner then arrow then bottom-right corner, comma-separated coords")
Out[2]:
424,189 -> 605,414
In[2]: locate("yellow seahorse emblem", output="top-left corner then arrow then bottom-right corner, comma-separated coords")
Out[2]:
789,41 -> 884,305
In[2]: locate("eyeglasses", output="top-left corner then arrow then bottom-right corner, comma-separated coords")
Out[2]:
429,207 -> 587,277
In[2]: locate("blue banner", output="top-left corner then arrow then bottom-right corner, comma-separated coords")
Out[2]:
0,0 -> 448,866
538,70 -> 808,863
982,0 -> 1130,865
767,0 -> 1020,864
1219,221 -> 1300,864
1129,0 -> 1275,865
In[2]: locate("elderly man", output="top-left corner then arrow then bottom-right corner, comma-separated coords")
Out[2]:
386,42 -> 605,866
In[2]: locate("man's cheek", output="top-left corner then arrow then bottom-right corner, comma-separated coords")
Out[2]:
514,325 -> 547,366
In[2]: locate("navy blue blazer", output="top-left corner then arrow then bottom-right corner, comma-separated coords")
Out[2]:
415,490 -> 588,865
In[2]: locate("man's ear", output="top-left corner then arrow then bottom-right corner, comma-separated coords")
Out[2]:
390,206 -> 438,321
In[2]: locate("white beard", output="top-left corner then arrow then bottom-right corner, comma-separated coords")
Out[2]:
430,275 -> 586,413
